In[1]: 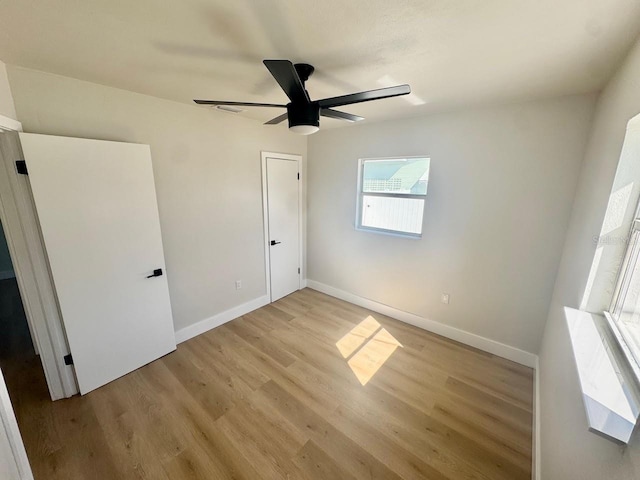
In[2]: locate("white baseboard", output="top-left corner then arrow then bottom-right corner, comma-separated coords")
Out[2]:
534,356 -> 541,480
300,278 -> 308,288
0,269 -> 15,280
306,280 -> 537,368
174,295 -> 270,344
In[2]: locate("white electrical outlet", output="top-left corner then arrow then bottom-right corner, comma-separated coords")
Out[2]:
235,280 -> 242,290
441,293 -> 450,304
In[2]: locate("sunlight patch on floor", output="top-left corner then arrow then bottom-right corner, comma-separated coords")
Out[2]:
336,315 -> 381,358
336,316 -> 403,385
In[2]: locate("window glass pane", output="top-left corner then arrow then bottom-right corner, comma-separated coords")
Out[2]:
616,231 -> 640,365
361,195 -> 424,235
362,158 -> 430,195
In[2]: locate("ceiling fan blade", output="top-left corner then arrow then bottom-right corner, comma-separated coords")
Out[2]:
317,85 -> 411,109
263,60 -> 310,104
265,113 -> 289,125
193,100 -> 286,107
320,108 -> 364,123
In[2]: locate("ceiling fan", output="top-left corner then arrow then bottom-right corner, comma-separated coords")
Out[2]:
194,60 -> 411,135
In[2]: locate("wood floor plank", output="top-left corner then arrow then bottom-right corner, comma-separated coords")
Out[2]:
254,380 -> 406,480
292,440 -> 358,480
178,338 -> 255,402
161,346 -> 236,420
217,326 -> 343,417
339,397 -> 530,480
115,370 -> 188,461
3,288 -> 534,480
215,402 -> 311,480
443,376 -> 533,433
138,360 -> 263,480
431,399 -> 533,459
192,332 -> 270,390
328,403 -> 453,480
242,304 -> 295,330
430,398 -> 532,470
88,382 -> 171,480
47,395 -> 123,479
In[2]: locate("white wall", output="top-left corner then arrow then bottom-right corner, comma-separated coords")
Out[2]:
6,66 -> 306,334
0,61 -> 16,122
538,38 -> 640,479
307,95 -> 595,354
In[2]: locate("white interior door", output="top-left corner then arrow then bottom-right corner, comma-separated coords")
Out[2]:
266,156 -> 300,301
19,133 -> 176,395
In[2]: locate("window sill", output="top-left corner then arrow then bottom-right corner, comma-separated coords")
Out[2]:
564,307 -> 640,444
355,225 -> 422,239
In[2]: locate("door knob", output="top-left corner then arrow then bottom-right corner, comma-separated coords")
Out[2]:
146,268 -> 163,278
270,240 -> 281,246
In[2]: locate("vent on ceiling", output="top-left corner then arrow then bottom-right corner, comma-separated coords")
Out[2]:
215,105 -> 244,114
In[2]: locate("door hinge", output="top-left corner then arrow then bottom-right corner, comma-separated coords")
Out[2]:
63,354 -> 74,365
298,267 -> 300,274
15,160 -> 28,175
297,172 -> 300,180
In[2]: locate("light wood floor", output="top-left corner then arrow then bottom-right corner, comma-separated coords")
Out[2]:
5,288 -> 533,480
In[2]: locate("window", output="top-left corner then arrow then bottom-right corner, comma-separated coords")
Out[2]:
609,214 -> 640,371
356,157 -> 430,237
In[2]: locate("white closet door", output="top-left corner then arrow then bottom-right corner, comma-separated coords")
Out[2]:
266,157 -> 300,301
19,133 -> 176,395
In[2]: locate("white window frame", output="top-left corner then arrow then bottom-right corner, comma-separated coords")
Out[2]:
606,209 -> 640,379
355,156 -> 429,239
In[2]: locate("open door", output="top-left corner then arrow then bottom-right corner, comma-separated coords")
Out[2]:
19,133 -> 176,395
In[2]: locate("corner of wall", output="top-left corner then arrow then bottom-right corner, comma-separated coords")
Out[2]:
0,60 -> 18,122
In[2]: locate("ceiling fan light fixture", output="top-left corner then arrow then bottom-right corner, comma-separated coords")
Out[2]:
287,102 -> 320,135
289,124 -> 319,135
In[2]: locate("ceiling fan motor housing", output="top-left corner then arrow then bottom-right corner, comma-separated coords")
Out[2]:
287,102 -> 320,129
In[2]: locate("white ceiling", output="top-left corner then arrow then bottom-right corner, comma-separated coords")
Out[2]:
1,0 -> 640,128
